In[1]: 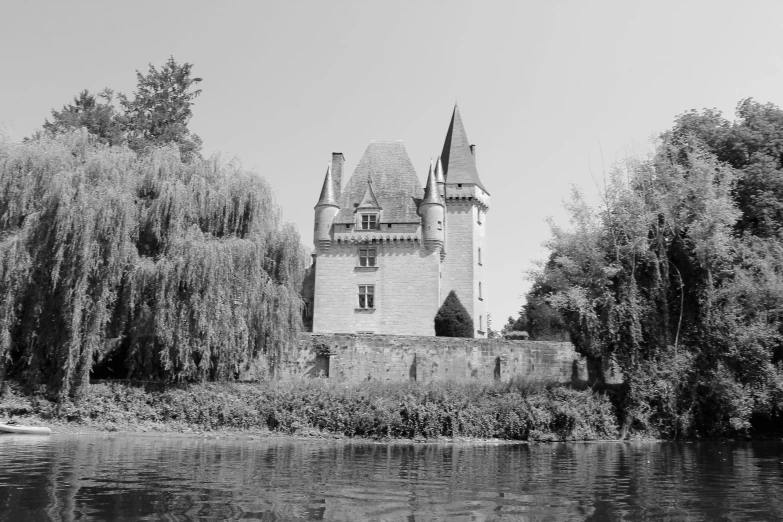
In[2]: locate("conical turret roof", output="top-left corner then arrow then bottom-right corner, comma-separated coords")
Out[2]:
315,163 -> 339,207
440,104 -> 488,193
434,156 -> 445,184
421,160 -> 443,206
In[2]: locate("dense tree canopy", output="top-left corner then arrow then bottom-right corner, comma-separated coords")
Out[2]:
668,99 -> 783,237
39,57 -> 202,161
43,89 -> 124,146
120,57 -> 203,161
527,124 -> 783,437
435,291 -> 474,338
0,131 -> 308,401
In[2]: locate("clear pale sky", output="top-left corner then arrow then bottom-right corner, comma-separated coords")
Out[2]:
3,0 -> 783,326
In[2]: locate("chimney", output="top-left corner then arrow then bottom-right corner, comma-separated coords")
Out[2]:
331,152 -> 344,198
469,144 -> 476,160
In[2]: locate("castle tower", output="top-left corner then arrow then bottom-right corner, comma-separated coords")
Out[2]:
313,163 -> 340,250
438,104 -> 490,337
420,160 -> 445,251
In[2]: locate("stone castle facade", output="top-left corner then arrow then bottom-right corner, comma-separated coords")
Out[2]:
310,105 -> 489,337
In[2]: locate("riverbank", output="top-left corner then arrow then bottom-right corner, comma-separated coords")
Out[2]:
0,379 -> 620,442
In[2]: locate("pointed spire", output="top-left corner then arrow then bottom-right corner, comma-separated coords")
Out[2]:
315,162 -> 339,208
421,159 -> 443,206
440,104 -> 488,192
357,179 -> 381,209
434,156 -> 445,184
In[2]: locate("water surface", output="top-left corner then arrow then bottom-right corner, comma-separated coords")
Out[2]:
0,435 -> 781,520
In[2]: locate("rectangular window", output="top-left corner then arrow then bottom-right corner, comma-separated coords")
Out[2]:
359,248 -> 376,267
479,315 -> 483,331
479,282 -> 483,300
361,214 -> 378,230
478,248 -> 482,265
358,285 -> 375,308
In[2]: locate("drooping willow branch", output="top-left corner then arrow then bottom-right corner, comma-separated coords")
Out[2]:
0,130 -> 308,399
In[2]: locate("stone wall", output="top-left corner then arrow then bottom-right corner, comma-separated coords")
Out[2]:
275,333 -> 587,385
312,241 -> 441,336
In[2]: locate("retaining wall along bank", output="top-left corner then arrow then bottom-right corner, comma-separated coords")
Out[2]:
268,334 -> 588,385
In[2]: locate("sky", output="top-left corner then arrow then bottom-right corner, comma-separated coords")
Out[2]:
3,0 -> 783,327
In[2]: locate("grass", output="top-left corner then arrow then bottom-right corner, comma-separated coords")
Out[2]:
0,379 -> 619,441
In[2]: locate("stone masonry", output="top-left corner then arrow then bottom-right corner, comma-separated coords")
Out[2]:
311,105 -> 489,337
274,334 -> 588,385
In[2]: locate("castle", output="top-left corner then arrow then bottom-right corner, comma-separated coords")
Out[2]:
310,105 -> 489,337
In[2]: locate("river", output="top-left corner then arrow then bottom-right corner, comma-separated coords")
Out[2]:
0,435 -> 781,520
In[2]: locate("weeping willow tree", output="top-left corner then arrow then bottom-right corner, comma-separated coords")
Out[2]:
0,130 -> 308,400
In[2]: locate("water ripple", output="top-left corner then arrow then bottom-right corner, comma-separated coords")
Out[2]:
0,436 -> 781,520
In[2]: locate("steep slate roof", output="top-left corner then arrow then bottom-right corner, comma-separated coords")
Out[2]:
440,104 -> 488,193
421,160 -> 443,206
335,141 -> 423,223
357,180 -> 381,209
315,163 -> 338,207
434,156 -> 445,184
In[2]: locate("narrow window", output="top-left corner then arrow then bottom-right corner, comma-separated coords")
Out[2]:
479,282 -> 483,299
479,315 -> 483,331
361,214 -> 378,230
437,220 -> 442,230
358,285 -> 375,308
359,248 -> 376,267
478,248 -> 482,265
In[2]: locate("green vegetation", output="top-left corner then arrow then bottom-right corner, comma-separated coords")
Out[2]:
526,98 -> 783,438
1,58 -> 309,403
0,132 -> 307,402
435,290 -> 474,337
42,57 -> 203,161
0,380 -> 618,441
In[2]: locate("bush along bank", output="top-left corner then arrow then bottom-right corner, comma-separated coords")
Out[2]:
0,380 -> 619,442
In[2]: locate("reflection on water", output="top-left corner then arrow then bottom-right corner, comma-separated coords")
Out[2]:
0,435 -> 781,521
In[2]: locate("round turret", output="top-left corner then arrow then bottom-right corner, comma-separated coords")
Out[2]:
420,162 -> 444,251
314,163 -> 339,250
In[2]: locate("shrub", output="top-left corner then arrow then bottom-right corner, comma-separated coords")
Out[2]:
435,290 -> 474,337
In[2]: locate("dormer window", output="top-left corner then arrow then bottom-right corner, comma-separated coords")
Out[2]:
361,214 -> 378,230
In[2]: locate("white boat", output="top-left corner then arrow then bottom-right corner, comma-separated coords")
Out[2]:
0,423 -> 51,435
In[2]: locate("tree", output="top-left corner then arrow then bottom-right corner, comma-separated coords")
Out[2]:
530,133 -> 783,438
121,57 -> 203,161
37,57 -> 203,162
434,290 -> 474,337
668,99 -> 783,237
0,130 -> 308,401
42,89 -> 124,146
522,288 -> 569,341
